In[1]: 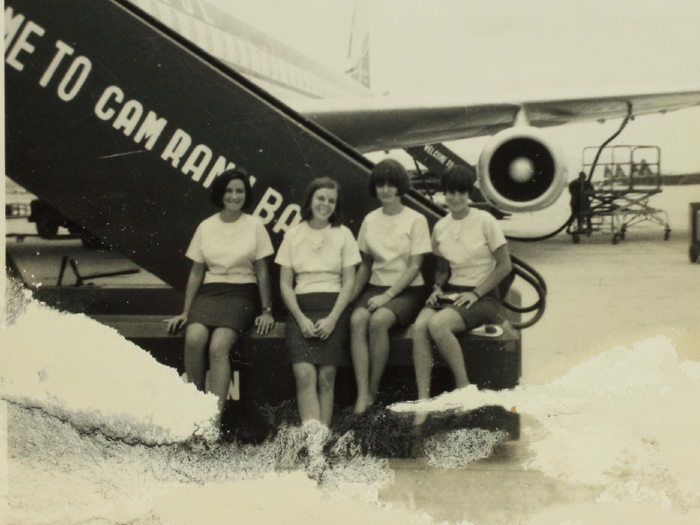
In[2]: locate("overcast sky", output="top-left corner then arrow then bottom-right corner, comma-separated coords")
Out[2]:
208,0 -> 700,174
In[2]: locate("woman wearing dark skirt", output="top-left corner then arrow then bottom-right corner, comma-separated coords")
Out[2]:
166,170 -> 275,430
412,166 -> 512,425
350,159 -> 432,413
275,177 -> 361,426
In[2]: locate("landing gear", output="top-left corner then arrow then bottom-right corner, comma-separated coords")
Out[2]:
36,216 -> 59,239
612,233 -> 621,245
572,233 -> 580,244
664,228 -> 671,241
81,230 -> 109,250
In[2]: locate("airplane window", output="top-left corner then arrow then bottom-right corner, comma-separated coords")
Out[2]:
184,15 -> 197,43
241,42 -> 251,69
148,1 -> 161,19
167,7 -> 182,33
200,24 -> 214,53
225,35 -> 239,64
214,30 -> 226,59
255,48 -> 265,75
267,54 -> 277,80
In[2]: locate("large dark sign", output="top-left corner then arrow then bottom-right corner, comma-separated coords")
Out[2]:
5,0 -> 438,290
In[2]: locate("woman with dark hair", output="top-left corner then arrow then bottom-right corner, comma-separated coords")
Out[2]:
412,165 -> 511,423
275,177 -> 361,425
350,159 -> 432,413
166,169 -> 275,431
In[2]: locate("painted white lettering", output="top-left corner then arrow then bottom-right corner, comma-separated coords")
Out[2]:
113,99 -> 144,137
133,111 -> 167,151
6,20 -> 44,71
57,56 -> 91,101
273,204 -> 302,234
39,41 -> 74,87
252,187 -> 283,225
202,156 -> 235,188
182,144 -> 212,181
161,129 -> 192,168
4,8 -> 25,52
95,85 -> 124,121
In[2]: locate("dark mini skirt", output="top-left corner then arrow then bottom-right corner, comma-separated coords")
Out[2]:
434,283 -> 501,331
188,282 -> 260,333
285,292 -> 350,367
354,285 -> 428,329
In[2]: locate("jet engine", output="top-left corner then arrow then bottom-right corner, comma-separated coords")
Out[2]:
477,126 -> 568,213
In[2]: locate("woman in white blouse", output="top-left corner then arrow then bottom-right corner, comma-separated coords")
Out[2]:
275,177 -> 361,426
412,166 -> 512,423
166,170 -> 275,430
350,159 -> 432,413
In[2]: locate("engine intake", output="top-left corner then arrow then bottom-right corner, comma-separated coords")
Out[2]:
478,126 -> 567,212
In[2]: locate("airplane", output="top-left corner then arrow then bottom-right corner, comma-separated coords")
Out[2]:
5,0 -> 699,432
8,0 -> 700,226
123,0 -> 700,213
6,0 -> 700,292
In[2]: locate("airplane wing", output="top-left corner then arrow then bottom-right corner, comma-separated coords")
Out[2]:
295,86 -> 700,152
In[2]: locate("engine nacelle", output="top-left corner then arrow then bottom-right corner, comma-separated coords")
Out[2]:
477,126 -> 568,213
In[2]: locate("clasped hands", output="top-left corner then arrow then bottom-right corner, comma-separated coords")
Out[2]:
297,315 -> 337,340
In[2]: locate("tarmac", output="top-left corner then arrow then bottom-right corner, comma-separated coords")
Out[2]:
4,184 -> 700,524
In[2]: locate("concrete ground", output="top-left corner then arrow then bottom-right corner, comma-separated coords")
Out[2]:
5,185 -> 700,524
380,185 -> 700,524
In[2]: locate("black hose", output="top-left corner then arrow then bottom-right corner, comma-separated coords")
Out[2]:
586,101 -> 633,184
504,102 -> 634,243
502,254 -> 547,329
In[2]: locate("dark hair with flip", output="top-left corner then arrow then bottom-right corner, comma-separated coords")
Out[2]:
301,176 -> 344,227
441,165 -> 476,194
210,169 -> 254,209
368,158 -> 411,198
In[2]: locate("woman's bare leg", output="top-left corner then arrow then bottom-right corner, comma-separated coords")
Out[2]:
183,323 -> 210,391
412,308 -> 437,425
208,327 -> 238,425
350,308 -> 372,413
293,362 -> 321,423
368,308 -> 398,400
318,365 -> 337,427
428,309 -> 470,389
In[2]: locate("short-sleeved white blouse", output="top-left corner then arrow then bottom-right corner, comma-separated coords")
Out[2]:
432,208 -> 507,286
275,222 -> 361,294
357,207 -> 431,287
185,213 -> 274,285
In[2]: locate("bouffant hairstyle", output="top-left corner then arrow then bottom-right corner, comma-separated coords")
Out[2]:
368,159 -> 411,198
210,169 -> 253,209
300,176 -> 344,227
441,165 -> 476,194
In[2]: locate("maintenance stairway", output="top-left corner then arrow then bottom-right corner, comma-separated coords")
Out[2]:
6,0 -> 522,423
568,145 -> 671,244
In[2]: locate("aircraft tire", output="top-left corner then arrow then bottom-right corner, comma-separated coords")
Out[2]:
81,231 -> 109,250
690,245 -> 699,264
612,233 -> 620,245
36,217 -> 59,239
572,233 -> 580,244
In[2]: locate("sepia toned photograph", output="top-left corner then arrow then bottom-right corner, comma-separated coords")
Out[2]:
3,0 -> 700,523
